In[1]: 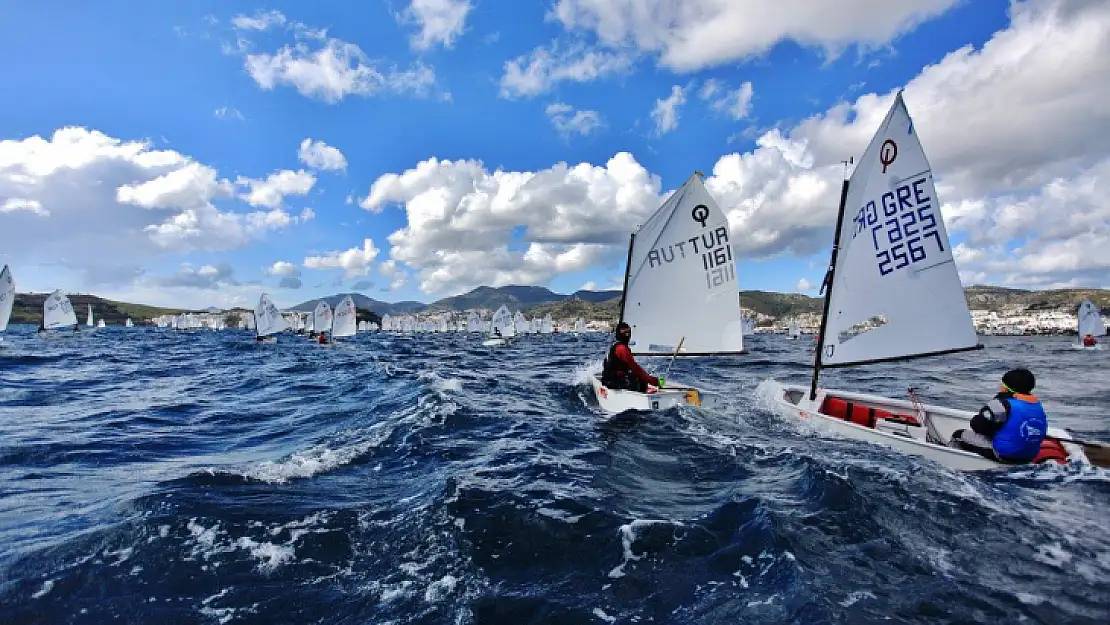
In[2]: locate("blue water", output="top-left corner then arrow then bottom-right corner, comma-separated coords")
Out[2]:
0,328 -> 1108,624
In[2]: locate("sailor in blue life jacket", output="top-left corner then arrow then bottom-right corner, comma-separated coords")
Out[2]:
948,368 -> 1048,463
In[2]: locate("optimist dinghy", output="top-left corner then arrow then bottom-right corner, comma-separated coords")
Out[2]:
482,305 -> 514,347
591,171 -> 746,414
767,92 -> 1086,471
253,293 -> 287,343
1077,298 -> 1104,349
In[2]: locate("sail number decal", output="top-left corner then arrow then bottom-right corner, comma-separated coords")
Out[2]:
646,224 -> 735,291
850,175 -> 944,277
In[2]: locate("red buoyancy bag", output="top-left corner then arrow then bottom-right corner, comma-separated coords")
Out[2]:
821,397 -> 921,428
1032,439 -> 1068,464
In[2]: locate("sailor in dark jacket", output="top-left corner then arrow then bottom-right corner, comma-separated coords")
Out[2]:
600,322 -> 663,393
949,368 -> 1048,463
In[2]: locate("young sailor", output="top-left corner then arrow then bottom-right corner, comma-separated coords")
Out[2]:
949,368 -> 1047,463
600,322 -> 664,393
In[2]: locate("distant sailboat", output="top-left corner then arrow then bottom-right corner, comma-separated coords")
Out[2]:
43,290 -> 78,334
787,318 -> 800,340
573,318 -> 586,334
483,305 -> 514,347
1077,298 -> 1104,348
0,265 -> 13,343
86,304 -> 94,328
125,318 -> 134,328
331,295 -> 357,343
253,293 -> 288,343
97,319 -> 106,328
313,300 -> 334,340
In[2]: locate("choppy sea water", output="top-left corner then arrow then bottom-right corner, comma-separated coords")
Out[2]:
0,327 -> 1107,624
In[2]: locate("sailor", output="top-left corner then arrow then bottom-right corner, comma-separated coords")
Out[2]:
318,332 -> 328,345
949,368 -> 1047,463
601,322 -> 664,393
1083,334 -> 1096,347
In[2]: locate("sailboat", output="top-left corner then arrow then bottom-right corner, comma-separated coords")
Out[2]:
787,318 -> 801,340
97,318 -> 106,328
573,318 -> 585,334
330,295 -> 357,344
42,290 -> 79,335
0,265 -> 13,344
125,318 -> 134,328
313,300 -> 333,341
591,171 -> 746,414
1077,298 -> 1104,348
253,293 -> 288,343
483,305 -> 514,347
767,92 -> 1083,470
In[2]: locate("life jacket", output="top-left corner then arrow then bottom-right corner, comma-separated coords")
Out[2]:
1083,335 -> 1096,347
992,394 -> 1047,462
601,342 -> 631,388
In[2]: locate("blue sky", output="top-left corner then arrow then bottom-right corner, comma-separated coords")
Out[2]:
1,0 -> 1106,309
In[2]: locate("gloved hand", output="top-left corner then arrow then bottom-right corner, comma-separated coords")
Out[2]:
657,377 -> 666,388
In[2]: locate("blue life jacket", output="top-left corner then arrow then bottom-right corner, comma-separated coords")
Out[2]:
992,394 -> 1047,462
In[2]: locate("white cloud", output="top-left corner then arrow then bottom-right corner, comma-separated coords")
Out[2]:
236,169 -> 316,208
0,126 -> 308,285
699,79 -> 754,120
243,35 -> 437,103
157,263 -> 238,288
378,259 -> 408,291
231,10 -> 287,31
304,238 -> 381,278
299,207 -> 316,222
545,103 -> 603,137
1,198 -> 48,216
650,85 -> 686,136
214,107 -> 245,120
298,138 -> 347,171
796,278 -> 812,291
499,41 -> 633,98
264,261 -> 300,277
580,280 -> 599,291
547,0 -> 962,72
400,0 -> 473,50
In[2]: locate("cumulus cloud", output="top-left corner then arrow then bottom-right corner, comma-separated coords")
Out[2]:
298,138 -> 347,171
304,238 -> 381,278
796,278 -> 813,291
546,0 -> 962,72
650,84 -> 686,135
264,261 -> 300,277
545,103 -> 603,137
157,263 -> 238,288
399,0 -> 473,50
230,10 -> 287,31
0,127 -> 305,284
236,169 -> 315,208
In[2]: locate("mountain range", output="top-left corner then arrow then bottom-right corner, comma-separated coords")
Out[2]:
7,285 -> 1108,326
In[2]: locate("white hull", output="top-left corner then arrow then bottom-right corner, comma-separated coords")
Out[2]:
482,338 -> 509,347
590,374 -> 702,415
767,381 -> 1084,471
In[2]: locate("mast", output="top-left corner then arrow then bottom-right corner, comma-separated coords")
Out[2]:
809,157 -> 853,401
617,233 -> 635,324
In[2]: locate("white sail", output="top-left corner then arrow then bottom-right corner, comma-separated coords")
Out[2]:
491,305 -> 515,337
513,312 -> 529,335
573,318 -> 585,333
254,293 -> 289,337
742,315 -> 756,336
44,290 -> 78,329
819,92 -> 977,367
1078,298 -> 1105,338
466,312 -> 480,332
314,301 -> 334,334
788,318 -> 800,338
125,318 -> 134,328
622,173 -> 744,355
97,319 -> 106,328
541,313 -> 554,334
332,295 -> 357,338
86,304 -> 94,327
0,265 -> 13,332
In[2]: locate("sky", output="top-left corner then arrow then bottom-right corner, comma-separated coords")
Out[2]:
0,0 -> 1107,310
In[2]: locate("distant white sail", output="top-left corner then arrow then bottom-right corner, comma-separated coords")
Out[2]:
314,301 -> 334,334
97,319 -> 106,328
818,93 -> 978,367
622,173 -> 745,355
254,293 -> 289,337
332,295 -> 357,338
541,313 -> 553,334
491,306 -> 515,338
742,315 -> 756,335
788,318 -> 800,339
573,318 -> 585,333
514,311 -> 529,335
86,304 -> 94,327
125,318 -> 134,328
0,265 -> 13,332
44,290 -> 78,329
1078,298 -> 1105,338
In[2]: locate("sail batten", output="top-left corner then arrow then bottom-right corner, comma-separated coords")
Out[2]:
621,173 -> 744,355
817,92 -> 978,367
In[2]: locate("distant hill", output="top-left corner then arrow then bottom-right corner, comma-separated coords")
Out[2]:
290,293 -> 424,316
9,293 -> 187,326
963,285 -> 1110,311
523,297 -> 620,322
422,285 -> 621,312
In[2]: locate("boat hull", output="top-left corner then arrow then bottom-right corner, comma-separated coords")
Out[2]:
590,374 -> 701,415
482,338 -> 509,347
766,381 -> 1084,471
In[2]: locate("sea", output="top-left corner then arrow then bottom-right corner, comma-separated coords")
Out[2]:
0,327 -> 1107,624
